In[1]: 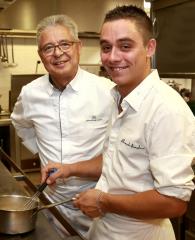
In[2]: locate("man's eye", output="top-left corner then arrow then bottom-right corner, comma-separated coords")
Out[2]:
44,45 -> 54,52
120,44 -> 131,51
61,42 -> 70,46
61,42 -> 71,49
101,45 -> 111,53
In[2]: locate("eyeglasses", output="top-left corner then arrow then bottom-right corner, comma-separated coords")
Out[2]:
40,40 -> 79,56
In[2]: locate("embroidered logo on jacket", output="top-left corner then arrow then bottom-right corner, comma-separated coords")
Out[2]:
86,115 -> 102,122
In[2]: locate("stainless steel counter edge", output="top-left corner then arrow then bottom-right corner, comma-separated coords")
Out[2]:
0,118 -> 11,126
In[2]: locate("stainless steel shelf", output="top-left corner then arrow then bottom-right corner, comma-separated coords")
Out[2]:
0,29 -> 99,39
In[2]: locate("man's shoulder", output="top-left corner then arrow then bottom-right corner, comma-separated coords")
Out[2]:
81,68 -> 114,89
23,74 -> 48,89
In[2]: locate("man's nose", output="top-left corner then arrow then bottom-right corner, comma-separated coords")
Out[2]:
109,47 -> 121,61
54,45 -> 64,56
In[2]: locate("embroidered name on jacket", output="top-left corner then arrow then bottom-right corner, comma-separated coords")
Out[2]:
121,139 -> 145,149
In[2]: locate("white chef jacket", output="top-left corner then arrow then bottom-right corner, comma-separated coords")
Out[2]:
89,69 -> 195,240
11,67 -> 115,235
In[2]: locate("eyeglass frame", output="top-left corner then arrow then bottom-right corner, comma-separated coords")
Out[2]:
39,40 -> 80,56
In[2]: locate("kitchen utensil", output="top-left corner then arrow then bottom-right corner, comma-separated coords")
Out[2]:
0,36 -> 2,61
0,195 -> 38,234
9,37 -> 17,67
4,35 -> 9,63
24,168 -> 57,210
0,194 -> 75,234
1,35 -> 8,63
32,197 -> 75,216
23,181 -> 49,210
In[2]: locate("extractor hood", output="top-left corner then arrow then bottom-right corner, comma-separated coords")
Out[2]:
0,0 -> 143,32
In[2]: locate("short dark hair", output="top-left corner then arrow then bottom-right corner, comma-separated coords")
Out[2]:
103,5 -> 153,45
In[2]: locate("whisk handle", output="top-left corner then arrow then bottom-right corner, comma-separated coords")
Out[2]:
37,181 -> 48,192
37,168 -> 57,192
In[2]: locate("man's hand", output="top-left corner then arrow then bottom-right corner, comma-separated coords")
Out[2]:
41,155 -> 103,185
74,189 -> 105,218
41,162 -> 71,184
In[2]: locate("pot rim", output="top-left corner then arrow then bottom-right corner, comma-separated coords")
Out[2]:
0,194 -> 39,212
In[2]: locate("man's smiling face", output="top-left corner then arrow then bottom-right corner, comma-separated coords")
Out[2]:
100,19 -> 155,96
38,24 -> 81,83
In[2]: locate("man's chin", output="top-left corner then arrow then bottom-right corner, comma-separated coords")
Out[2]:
110,75 -> 125,84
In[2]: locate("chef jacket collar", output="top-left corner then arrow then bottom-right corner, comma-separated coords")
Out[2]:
111,87 -> 121,107
124,69 -> 159,112
46,66 -> 82,95
111,69 -> 159,112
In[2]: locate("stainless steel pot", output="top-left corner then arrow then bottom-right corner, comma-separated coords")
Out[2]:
0,194 -> 73,234
0,195 -> 38,234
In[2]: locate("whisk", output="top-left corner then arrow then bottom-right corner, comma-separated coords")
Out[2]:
24,168 -> 56,210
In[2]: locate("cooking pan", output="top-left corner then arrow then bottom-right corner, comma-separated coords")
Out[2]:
0,194 -> 73,234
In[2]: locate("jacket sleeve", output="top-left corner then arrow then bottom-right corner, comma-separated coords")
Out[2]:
10,90 -> 38,154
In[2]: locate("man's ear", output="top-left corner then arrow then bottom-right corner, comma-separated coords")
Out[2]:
77,40 -> 82,54
38,49 -> 42,60
37,49 -> 43,61
146,38 -> 156,57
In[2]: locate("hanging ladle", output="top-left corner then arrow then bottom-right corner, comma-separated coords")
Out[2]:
9,37 -> 17,67
0,36 -> 2,61
1,35 -> 8,63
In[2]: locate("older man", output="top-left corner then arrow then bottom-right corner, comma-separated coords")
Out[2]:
11,14 -> 114,237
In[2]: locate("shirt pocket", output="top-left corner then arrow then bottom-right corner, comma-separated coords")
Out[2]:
68,117 -> 109,141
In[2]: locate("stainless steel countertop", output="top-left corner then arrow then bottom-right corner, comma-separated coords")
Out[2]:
0,118 -> 11,126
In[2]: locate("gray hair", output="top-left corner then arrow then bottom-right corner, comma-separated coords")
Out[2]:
36,14 -> 79,44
